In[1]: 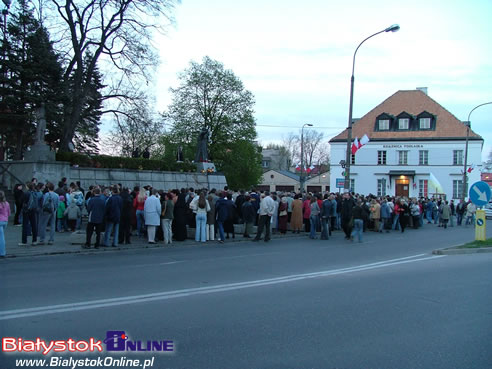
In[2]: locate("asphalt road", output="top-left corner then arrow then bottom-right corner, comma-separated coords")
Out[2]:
1,224 -> 491,369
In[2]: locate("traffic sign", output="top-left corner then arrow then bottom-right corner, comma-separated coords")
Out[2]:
469,181 -> 491,207
336,178 -> 344,188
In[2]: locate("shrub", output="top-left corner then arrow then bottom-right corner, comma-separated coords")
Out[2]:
56,152 -> 196,172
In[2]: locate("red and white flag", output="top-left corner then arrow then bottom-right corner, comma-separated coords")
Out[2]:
351,137 -> 359,154
351,134 -> 370,155
360,134 -> 370,146
467,164 -> 475,173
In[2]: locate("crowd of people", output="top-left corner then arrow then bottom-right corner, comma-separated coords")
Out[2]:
8,177 -> 481,255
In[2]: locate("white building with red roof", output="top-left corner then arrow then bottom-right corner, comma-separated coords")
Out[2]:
329,88 -> 483,199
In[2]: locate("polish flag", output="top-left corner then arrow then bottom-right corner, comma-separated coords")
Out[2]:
351,137 -> 359,155
307,165 -> 315,174
360,134 -> 370,147
351,134 -> 370,154
467,164 -> 475,173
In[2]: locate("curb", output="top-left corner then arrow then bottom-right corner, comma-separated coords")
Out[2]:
2,233 -> 307,259
432,247 -> 492,255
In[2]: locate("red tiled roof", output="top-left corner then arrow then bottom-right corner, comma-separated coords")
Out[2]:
330,90 -> 482,142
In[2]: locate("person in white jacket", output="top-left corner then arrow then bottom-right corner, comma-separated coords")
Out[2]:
190,191 -> 211,243
253,191 -> 275,243
144,189 -> 161,244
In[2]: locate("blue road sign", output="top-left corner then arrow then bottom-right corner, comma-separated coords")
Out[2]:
336,178 -> 345,188
469,181 -> 492,207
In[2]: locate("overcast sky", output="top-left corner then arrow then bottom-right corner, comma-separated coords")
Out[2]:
153,0 -> 492,161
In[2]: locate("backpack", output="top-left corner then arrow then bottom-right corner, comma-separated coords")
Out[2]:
42,195 -> 54,213
74,193 -> 83,207
24,191 -> 37,212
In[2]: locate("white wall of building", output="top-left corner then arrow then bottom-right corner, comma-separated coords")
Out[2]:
330,140 -> 483,199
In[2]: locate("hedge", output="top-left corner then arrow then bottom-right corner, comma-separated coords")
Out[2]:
56,152 -> 197,172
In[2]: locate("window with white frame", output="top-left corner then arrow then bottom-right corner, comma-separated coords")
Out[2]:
377,151 -> 386,165
419,150 -> 428,165
453,150 -> 463,165
398,118 -> 409,130
377,179 -> 387,197
419,179 -> 428,198
419,117 -> 431,129
262,160 -> 270,168
398,151 -> 408,165
453,180 -> 463,199
378,119 -> 389,130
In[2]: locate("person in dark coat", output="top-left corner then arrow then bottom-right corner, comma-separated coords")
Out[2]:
234,190 -> 246,223
341,192 -> 355,240
224,193 -> 236,239
398,199 -> 411,233
14,183 -> 24,226
215,193 -> 229,243
278,196 -> 289,234
84,188 -> 106,248
118,188 -> 133,245
241,196 -> 256,238
104,186 -> 122,247
173,189 -> 188,241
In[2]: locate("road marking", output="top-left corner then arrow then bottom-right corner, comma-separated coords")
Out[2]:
129,251 -> 282,268
0,254 -> 444,320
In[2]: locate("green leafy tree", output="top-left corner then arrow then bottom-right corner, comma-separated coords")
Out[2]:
164,56 -> 261,186
219,140 -> 263,190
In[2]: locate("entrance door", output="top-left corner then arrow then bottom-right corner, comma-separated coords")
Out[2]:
395,179 -> 409,198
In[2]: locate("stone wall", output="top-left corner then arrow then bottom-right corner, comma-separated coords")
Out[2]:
0,161 -> 227,191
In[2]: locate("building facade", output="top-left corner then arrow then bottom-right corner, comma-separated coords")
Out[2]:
258,169 -> 330,193
261,148 -> 289,171
329,89 -> 483,199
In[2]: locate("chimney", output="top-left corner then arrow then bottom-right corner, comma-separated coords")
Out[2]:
416,87 -> 428,95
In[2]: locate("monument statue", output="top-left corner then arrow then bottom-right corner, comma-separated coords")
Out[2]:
24,103 -> 55,162
34,104 -> 47,145
195,127 -> 209,162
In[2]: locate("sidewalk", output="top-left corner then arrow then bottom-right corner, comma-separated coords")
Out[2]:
2,220 -> 303,258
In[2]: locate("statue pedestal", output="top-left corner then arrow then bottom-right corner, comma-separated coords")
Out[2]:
24,143 -> 56,162
195,162 -> 216,173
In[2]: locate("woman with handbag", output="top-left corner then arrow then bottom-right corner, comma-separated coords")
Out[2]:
278,196 -> 288,234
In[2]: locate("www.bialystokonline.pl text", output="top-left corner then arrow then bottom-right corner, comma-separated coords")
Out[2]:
13,356 -> 156,368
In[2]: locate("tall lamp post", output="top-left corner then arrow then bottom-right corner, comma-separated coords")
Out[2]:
344,24 -> 400,191
462,101 -> 492,201
300,123 -> 313,194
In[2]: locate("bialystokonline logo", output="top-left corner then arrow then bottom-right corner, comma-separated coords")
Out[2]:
2,331 -> 174,355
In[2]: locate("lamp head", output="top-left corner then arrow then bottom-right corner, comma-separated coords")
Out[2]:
385,24 -> 400,32
307,123 -> 313,127
2,0 -> 11,9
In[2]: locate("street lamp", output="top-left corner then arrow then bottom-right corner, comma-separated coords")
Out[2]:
462,102 -> 492,201
344,24 -> 400,191
300,123 -> 313,194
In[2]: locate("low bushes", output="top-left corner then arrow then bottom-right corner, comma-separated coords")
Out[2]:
56,152 -> 196,172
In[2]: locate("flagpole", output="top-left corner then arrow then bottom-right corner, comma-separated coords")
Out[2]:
344,24 -> 400,191
462,102 -> 492,201
300,123 -> 312,194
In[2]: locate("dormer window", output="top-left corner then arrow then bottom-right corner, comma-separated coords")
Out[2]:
417,111 -> 435,130
378,119 -> 389,130
398,118 -> 409,130
419,117 -> 431,129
